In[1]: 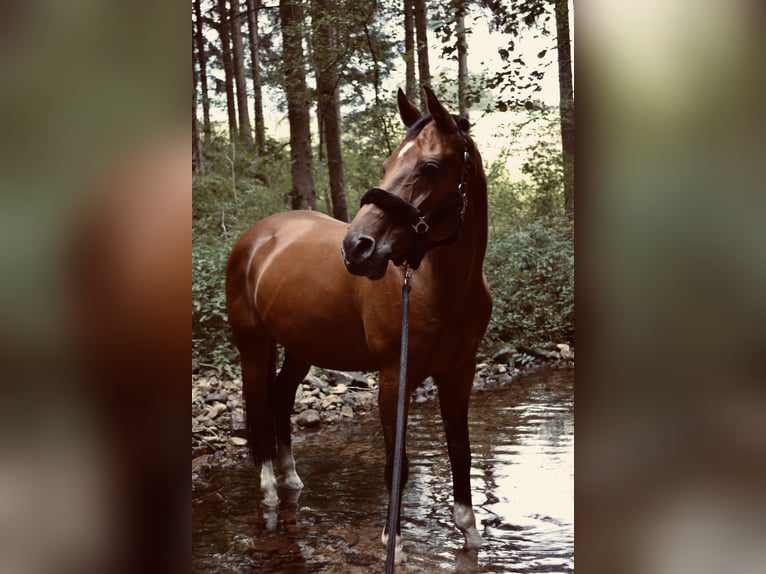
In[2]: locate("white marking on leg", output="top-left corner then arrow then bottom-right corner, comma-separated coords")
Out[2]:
381,528 -> 406,563
454,502 -> 484,549
260,460 -> 279,506
278,443 -> 303,490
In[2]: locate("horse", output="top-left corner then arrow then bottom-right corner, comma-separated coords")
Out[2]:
225,86 -> 491,554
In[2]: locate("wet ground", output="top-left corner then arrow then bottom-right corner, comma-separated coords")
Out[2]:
192,367 -> 573,573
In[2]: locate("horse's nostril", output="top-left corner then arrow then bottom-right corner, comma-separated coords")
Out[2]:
352,234 -> 376,261
344,233 -> 376,264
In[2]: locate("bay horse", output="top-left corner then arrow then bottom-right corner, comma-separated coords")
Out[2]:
225,87 -> 491,554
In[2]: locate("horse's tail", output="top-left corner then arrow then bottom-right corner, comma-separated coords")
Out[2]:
239,338 -> 278,466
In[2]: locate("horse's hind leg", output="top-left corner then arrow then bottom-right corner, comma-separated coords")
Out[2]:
435,363 -> 485,549
273,352 -> 310,489
235,331 -> 281,505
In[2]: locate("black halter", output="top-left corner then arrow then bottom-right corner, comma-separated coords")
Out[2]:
358,130 -> 470,269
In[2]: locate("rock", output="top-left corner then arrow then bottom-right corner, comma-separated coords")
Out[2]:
491,346 -> 517,363
296,409 -> 321,428
557,343 -> 574,360
230,410 -> 246,437
341,406 -> 354,418
230,436 -> 248,447
322,411 -> 340,424
206,403 -> 228,420
205,392 -> 228,404
496,364 -> 508,374
328,527 -> 359,547
303,374 -> 324,387
330,383 -> 348,395
320,394 -> 343,410
325,370 -> 370,390
298,395 -> 321,410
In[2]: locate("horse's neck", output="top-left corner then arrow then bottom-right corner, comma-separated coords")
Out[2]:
427,170 -> 488,292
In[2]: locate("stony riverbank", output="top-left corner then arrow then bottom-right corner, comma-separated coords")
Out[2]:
191,344 -> 574,467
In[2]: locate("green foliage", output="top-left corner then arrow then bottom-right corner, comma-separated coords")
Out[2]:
192,135 -> 298,366
484,217 -> 574,349
192,231 -> 238,367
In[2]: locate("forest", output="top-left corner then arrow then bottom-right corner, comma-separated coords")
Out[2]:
192,0 -> 574,368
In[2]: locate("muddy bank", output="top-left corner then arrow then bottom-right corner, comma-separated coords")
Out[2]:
192,344 -> 573,473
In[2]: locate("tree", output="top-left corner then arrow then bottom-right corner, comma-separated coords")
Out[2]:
246,0 -> 266,154
455,0 -> 469,119
311,0 -> 349,221
554,0 -> 573,219
414,0 -> 431,109
217,0 -> 238,141
403,0 -> 417,101
434,0 -> 470,118
193,59 -> 203,174
230,0 -> 253,144
280,0 -> 316,209
482,0 -> 574,218
193,0 -> 212,148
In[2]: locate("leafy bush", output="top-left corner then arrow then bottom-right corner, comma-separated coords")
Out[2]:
483,217 -> 574,349
192,233 -> 239,367
192,138 -> 295,367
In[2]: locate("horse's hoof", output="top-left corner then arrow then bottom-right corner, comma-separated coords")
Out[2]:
463,528 -> 485,550
381,530 -> 406,563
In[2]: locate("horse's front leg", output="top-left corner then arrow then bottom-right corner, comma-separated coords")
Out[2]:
378,366 -> 412,561
435,363 -> 485,549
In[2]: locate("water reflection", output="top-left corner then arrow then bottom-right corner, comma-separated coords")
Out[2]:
192,367 -> 573,573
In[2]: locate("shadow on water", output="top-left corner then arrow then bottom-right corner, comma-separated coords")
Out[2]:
192,367 -> 573,573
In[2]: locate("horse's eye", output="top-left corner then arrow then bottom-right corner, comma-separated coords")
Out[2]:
421,161 -> 440,176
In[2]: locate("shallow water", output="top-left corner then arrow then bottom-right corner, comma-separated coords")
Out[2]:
192,367 -> 573,573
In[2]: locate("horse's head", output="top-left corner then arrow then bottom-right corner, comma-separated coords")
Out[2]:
342,87 -> 470,279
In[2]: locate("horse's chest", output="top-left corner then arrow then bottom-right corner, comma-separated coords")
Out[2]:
410,314 -> 465,363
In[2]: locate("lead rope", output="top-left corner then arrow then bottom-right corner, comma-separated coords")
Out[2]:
385,264 -> 412,573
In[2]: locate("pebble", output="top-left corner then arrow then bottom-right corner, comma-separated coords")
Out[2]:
296,409 -> 321,428
206,403 -> 228,420
230,436 -> 248,447
205,392 -> 228,404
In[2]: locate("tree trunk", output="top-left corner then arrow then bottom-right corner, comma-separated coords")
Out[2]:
555,0 -> 574,220
193,58 -> 202,174
193,0 -> 211,148
230,0 -> 252,145
246,0 -> 266,154
455,0 -> 469,119
217,0 -> 238,142
414,0 -> 431,109
311,0 -> 348,222
403,0 -> 417,102
280,0 -> 316,210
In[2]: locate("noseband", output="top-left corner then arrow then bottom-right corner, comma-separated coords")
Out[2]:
358,130 -> 470,269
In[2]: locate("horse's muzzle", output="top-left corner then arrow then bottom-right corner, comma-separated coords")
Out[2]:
341,230 -> 389,280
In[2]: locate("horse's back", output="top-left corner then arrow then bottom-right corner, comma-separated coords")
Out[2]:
226,210 -> 399,369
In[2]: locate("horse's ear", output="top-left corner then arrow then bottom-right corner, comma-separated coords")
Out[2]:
424,86 -> 457,132
397,88 -> 421,127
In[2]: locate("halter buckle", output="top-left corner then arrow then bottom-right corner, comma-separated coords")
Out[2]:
412,217 -> 430,234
